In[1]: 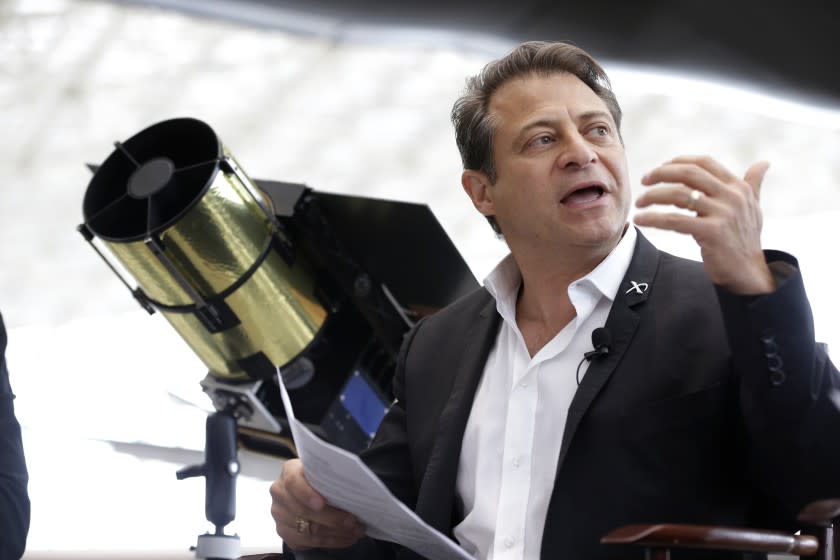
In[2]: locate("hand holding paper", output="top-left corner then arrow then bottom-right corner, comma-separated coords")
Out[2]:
273,371 -> 474,560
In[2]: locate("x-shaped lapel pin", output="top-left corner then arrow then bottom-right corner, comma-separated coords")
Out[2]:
625,281 -> 649,295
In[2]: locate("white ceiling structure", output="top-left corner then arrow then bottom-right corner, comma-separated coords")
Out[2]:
1,0 -> 839,557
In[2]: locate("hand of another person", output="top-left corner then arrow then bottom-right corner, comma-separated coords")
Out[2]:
270,458 -> 366,551
634,155 -> 775,295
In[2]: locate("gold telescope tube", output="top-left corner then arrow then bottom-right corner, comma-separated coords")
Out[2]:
81,118 -> 327,381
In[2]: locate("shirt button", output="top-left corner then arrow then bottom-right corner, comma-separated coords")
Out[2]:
521,382 -> 528,389
513,457 -> 520,467
504,537 -> 514,548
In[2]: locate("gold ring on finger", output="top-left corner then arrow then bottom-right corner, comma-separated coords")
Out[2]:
687,189 -> 704,212
296,516 -> 312,535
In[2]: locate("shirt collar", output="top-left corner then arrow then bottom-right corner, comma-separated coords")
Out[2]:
483,225 -> 637,323
579,224 -> 637,303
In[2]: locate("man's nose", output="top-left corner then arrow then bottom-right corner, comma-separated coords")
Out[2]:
556,132 -> 597,169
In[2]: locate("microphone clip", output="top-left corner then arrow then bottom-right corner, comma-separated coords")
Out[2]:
577,327 -> 612,386
583,346 -> 609,361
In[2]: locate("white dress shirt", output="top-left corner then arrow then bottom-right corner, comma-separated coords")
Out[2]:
453,227 -> 636,560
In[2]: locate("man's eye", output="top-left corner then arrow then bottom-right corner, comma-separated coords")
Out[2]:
532,135 -> 554,146
591,126 -> 609,136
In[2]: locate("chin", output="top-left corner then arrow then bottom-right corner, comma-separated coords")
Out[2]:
570,219 -> 624,246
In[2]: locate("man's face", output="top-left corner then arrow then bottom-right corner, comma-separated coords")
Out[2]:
463,72 -> 631,256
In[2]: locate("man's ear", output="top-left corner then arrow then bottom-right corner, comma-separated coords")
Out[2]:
462,170 -> 495,217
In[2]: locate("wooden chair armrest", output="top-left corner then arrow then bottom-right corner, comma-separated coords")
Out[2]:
601,523 -> 819,556
799,499 -> 840,526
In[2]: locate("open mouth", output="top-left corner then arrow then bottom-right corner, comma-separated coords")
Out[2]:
561,185 -> 606,206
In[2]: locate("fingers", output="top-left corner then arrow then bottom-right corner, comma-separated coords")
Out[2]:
282,459 -> 325,511
271,495 -> 361,548
638,155 -> 763,202
633,208 -> 713,238
634,185 -> 721,215
270,459 -> 365,550
640,161 -> 725,199
743,160 -> 770,200
636,155 -> 766,211
274,473 -> 356,531
667,154 -> 739,183
633,154 -> 774,294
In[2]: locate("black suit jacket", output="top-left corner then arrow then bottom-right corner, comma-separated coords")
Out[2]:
0,313 -> 30,560
292,231 -> 840,559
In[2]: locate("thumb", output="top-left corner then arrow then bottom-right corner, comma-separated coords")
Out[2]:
743,160 -> 770,200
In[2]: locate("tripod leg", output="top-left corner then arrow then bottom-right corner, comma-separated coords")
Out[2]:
177,410 -> 241,559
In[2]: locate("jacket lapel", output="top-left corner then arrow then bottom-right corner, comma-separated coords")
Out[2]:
555,230 -> 660,472
415,292 -> 501,533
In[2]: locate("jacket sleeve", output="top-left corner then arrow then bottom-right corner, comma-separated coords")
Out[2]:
0,313 -> 30,559
715,251 -> 840,521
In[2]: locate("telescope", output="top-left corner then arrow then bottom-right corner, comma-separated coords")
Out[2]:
78,117 -> 477,557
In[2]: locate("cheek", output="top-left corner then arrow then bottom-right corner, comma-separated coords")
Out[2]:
606,158 -> 630,194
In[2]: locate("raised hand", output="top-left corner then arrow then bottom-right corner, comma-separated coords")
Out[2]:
634,155 -> 775,295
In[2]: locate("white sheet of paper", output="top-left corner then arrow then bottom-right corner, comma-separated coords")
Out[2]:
277,371 -> 473,560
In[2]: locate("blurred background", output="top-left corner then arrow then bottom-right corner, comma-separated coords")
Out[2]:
1,0 -> 839,557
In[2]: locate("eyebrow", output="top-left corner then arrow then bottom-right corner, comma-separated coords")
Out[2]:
575,110 -> 613,124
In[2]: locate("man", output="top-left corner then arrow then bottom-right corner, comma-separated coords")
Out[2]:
269,41 -> 840,559
1,312 -> 30,559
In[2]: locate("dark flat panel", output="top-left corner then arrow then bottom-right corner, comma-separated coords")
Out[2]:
313,192 -> 479,310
